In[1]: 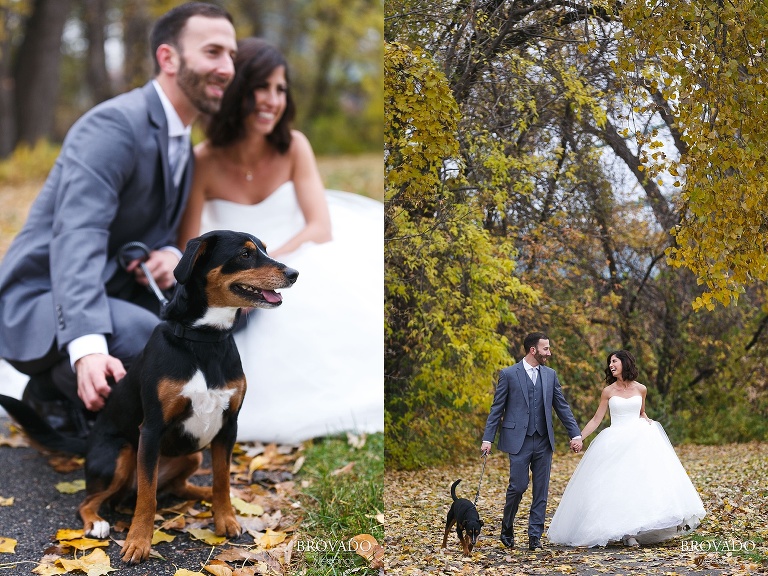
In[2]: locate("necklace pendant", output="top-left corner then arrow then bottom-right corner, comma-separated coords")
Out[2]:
245,171 -> 253,181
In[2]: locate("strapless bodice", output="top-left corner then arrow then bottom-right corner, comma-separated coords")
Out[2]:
608,395 -> 642,426
202,182 -> 304,248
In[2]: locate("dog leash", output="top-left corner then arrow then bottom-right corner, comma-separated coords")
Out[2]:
473,453 -> 487,506
118,241 -> 169,311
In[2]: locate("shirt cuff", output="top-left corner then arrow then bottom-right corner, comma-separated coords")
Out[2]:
67,334 -> 109,370
571,436 -> 582,440
160,245 -> 183,260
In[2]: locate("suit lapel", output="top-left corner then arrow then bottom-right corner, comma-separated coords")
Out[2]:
514,362 -> 530,407
541,367 -> 551,408
143,83 -> 175,223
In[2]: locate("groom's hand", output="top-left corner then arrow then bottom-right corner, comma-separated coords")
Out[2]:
569,438 -> 583,453
481,441 -> 492,455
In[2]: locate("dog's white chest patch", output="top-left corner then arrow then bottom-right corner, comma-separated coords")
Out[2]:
180,370 -> 235,448
193,307 -> 238,330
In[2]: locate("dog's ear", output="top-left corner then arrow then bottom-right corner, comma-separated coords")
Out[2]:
174,237 -> 208,285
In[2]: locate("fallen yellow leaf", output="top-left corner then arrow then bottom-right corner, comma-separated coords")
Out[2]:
0,496 -> 14,506
0,433 -> 29,448
203,562 -> 233,576
55,529 -> 84,541
31,555 -> 66,576
187,528 -> 227,545
57,548 -> 115,575
0,536 -> 17,553
152,529 -> 176,544
174,569 -> 206,576
55,479 -> 86,494
248,455 -> 270,474
255,528 -> 286,548
61,537 -> 109,551
231,497 -> 264,517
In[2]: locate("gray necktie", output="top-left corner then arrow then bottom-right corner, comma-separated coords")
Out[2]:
170,135 -> 189,187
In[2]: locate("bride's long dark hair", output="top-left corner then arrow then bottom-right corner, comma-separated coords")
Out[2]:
604,349 -> 639,384
206,37 -> 296,153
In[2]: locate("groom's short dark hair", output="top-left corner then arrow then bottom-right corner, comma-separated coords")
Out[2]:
524,332 -> 548,354
150,2 -> 233,74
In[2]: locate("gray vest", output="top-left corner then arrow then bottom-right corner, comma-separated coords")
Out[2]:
526,368 -> 546,436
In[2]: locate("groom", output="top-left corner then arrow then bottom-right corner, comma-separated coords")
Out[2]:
481,332 -> 582,550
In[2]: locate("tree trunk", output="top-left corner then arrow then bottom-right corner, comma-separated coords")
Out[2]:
306,5 -> 341,121
83,0 -> 112,106
238,0 -> 266,38
122,0 -> 152,90
13,0 -> 74,147
0,6 -> 16,158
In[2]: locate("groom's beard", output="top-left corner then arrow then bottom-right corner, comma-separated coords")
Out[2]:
534,351 -> 549,365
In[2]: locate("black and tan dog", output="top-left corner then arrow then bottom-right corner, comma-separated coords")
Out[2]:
0,230 -> 297,564
442,479 -> 484,556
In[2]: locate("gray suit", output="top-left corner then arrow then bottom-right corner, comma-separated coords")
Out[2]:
0,82 -> 192,401
482,360 -> 580,540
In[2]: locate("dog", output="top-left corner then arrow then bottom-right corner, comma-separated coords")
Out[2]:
442,479 -> 484,556
0,230 -> 298,564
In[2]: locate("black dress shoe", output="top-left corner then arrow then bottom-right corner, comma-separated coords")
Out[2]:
21,377 -> 93,439
529,536 -> 543,550
500,534 -> 514,548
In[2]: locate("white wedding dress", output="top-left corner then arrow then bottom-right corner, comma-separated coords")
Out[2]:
201,182 -> 383,444
547,395 -> 705,547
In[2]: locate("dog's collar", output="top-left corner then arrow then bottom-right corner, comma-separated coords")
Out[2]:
166,320 -> 234,343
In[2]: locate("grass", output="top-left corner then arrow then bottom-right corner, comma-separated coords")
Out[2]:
316,152 -> 383,201
292,432 -> 384,575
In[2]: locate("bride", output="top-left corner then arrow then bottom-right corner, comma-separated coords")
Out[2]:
178,38 -> 383,445
546,350 -> 705,547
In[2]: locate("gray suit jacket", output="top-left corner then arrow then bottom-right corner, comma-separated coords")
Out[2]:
482,360 -> 581,454
0,82 -> 192,362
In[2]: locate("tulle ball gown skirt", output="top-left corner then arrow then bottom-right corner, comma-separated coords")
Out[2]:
547,396 -> 705,547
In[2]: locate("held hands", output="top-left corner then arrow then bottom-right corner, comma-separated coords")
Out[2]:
569,438 -> 583,453
125,249 -> 179,290
75,353 -> 126,411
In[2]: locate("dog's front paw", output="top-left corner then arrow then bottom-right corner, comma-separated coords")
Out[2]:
121,534 -> 152,564
85,520 -> 110,539
214,510 -> 242,538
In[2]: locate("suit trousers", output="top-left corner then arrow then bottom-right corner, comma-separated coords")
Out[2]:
7,294 -> 160,408
502,431 -> 553,539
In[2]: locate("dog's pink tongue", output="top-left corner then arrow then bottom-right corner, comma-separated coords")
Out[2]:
262,290 -> 282,303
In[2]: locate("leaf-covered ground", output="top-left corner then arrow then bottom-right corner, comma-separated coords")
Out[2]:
385,443 -> 768,575
0,419 -> 382,575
